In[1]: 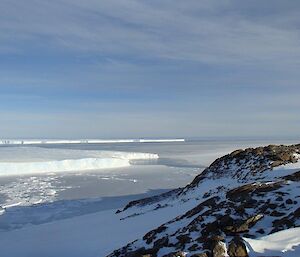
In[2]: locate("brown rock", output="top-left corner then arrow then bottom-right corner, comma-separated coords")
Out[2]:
277,152 -> 293,162
153,236 -> 169,248
245,214 -> 264,226
125,247 -> 158,257
176,234 -> 191,245
224,214 -> 263,234
228,237 -> 249,257
283,170 -> 300,181
188,244 -> 200,251
172,251 -> 186,257
212,240 -> 227,257
227,183 -> 282,201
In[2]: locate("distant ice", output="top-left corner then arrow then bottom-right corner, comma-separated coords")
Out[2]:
0,147 -> 158,176
0,138 -> 185,145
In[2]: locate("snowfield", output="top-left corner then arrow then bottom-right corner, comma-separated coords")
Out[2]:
0,206 -> 180,257
244,227 -> 300,257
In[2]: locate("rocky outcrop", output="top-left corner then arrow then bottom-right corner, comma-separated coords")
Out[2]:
119,188 -> 182,213
212,240 -> 227,257
190,144 -> 300,186
117,144 -> 300,216
109,144 -> 300,257
228,237 -> 248,257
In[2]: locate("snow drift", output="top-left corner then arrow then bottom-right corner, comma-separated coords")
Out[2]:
244,227 -> 300,257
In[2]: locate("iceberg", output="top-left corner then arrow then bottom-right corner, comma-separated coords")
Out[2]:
0,147 -> 159,176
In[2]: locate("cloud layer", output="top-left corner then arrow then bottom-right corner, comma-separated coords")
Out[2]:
0,0 -> 299,138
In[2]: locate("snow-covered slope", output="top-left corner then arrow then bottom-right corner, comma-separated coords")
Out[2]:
244,227 -> 300,257
117,145 -> 299,220
110,144 -> 300,257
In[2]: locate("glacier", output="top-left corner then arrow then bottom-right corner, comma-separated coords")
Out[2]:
0,138 -> 185,145
0,147 -> 159,176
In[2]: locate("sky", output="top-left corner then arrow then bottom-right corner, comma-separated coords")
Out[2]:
0,0 -> 300,139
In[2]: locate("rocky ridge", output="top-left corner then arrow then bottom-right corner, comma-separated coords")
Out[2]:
109,144 -> 300,257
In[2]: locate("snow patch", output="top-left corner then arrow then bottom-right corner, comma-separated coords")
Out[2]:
244,227 -> 300,257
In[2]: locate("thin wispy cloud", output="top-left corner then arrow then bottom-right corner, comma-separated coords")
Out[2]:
1,0 -> 300,65
0,0 -> 299,138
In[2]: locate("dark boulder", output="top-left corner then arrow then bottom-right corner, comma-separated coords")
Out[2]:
163,251 -> 186,257
224,214 -> 263,234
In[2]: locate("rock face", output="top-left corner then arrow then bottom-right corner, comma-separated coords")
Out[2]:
228,237 -> 248,257
108,144 -> 300,257
212,240 -> 227,257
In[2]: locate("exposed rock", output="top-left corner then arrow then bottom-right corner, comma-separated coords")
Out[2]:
227,183 -> 282,202
153,236 -> 169,249
246,214 -> 264,226
283,170 -> 300,181
118,188 -> 182,213
212,240 -> 227,257
176,234 -> 191,246
163,251 -> 186,257
224,214 -> 263,234
119,247 -> 157,257
188,244 -> 200,251
143,225 -> 167,244
228,237 -> 249,257
190,253 -> 209,257
256,228 -> 265,234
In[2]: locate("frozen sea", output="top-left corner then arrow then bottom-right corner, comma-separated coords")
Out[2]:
0,139 -> 297,230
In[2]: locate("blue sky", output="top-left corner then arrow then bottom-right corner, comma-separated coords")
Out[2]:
0,0 -> 300,138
